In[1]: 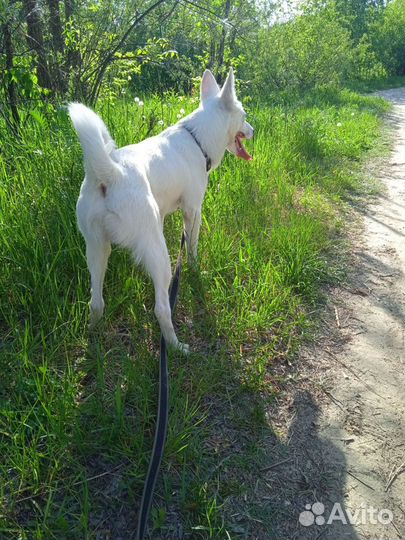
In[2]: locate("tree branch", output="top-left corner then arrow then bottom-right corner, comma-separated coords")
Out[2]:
88,0 -> 168,104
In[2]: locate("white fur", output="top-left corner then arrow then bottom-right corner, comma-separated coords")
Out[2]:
69,69 -> 253,352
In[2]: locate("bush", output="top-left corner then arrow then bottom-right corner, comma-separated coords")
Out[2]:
244,3 -> 352,97
350,34 -> 388,81
372,0 -> 405,76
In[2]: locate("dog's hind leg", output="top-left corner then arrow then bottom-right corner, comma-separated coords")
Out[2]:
136,233 -> 189,354
85,234 -> 111,326
183,208 -> 201,261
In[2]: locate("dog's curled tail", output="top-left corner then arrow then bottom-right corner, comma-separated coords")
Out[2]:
68,103 -> 122,184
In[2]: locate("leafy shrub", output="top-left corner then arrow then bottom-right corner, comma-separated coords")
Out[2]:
371,0 -> 405,76
245,3 -> 352,96
350,34 -> 388,81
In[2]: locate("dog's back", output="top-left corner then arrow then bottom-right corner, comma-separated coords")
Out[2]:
113,127 -> 207,218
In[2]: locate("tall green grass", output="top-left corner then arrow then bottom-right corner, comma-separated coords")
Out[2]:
0,89 -> 388,538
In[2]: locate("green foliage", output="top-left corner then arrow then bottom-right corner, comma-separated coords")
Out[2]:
1,0 -> 403,119
102,38 -> 179,100
346,75 -> 405,94
369,0 -> 405,76
351,34 -> 387,81
242,0 -> 404,97
342,0 -> 405,81
245,5 -> 352,97
245,2 -> 346,96
4,58 -> 44,101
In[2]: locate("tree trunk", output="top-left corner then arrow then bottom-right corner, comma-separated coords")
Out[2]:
23,0 -> 52,90
207,23 -> 216,70
64,0 -> 73,19
47,0 -> 66,93
48,0 -> 64,53
63,0 -> 83,96
217,0 -> 231,83
3,20 -> 20,129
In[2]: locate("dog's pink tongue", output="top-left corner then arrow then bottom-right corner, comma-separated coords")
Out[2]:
236,136 -> 253,161
237,144 -> 253,161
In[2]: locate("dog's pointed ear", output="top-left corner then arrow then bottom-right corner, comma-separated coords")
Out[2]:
200,70 -> 220,102
220,67 -> 236,107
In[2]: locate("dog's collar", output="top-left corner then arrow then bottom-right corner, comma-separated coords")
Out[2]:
182,124 -> 211,172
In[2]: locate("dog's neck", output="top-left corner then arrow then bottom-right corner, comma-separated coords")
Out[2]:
179,106 -> 229,171
182,124 -> 211,171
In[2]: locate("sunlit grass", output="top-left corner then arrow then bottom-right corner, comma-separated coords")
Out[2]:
0,88 -> 388,538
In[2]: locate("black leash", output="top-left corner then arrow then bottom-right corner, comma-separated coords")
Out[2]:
136,231 -> 186,540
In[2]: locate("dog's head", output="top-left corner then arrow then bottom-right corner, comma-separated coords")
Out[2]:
200,68 -> 254,161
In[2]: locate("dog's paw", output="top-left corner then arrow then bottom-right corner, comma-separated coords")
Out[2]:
89,314 -> 102,329
187,253 -> 198,266
166,339 -> 190,354
176,342 -> 190,355
89,304 -> 104,328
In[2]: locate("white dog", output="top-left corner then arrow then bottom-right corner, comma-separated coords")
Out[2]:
69,68 -> 253,352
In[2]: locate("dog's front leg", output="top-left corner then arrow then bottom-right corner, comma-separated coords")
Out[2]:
183,208 -> 201,261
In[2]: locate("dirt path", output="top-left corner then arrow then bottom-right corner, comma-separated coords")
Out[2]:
316,87 -> 405,539
259,88 -> 405,540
